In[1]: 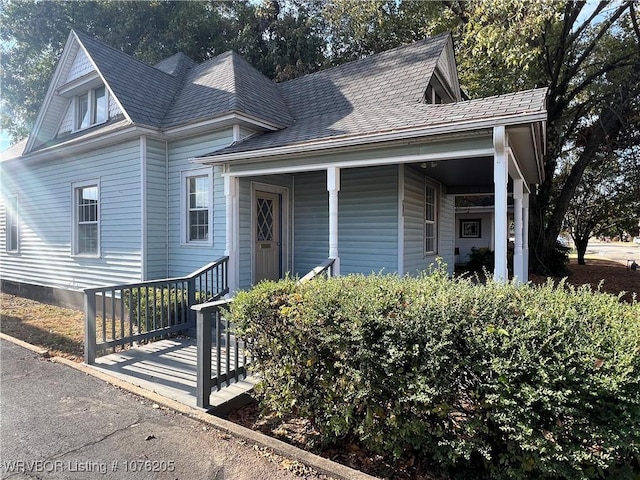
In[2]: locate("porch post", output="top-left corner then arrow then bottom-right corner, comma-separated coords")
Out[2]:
493,126 -> 508,281
224,175 -> 238,292
513,178 -> 524,283
327,167 -> 340,275
523,191 -> 530,281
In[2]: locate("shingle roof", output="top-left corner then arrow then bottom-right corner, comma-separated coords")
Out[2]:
162,51 -> 293,128
202,85 -> 548,157
278,33 -> 449,121
154,52 -> 197,79
76,32 -> 182,128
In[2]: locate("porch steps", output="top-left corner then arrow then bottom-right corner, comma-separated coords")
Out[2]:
91,338 -> 256,411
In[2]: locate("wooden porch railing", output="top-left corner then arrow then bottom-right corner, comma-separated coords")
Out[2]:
192,257 -> 336,408
84,256 -> 229,364
298,257 -> 336,283
192,299 -> 249,409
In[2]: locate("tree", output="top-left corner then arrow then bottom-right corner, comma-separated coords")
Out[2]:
564,149 -> 640,264
0,0 -> 326,141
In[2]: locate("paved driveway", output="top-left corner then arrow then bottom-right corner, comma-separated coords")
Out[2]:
0,340 -> 303,480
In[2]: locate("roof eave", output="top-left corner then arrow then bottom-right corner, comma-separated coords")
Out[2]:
194,111 -> 548,165
162,111 -> 288,138
4,123 -> 158,165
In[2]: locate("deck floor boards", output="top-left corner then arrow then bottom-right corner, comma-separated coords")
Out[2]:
92,338 -> 255,409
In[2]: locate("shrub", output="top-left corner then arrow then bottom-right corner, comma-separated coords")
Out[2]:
228,270 -> 640,479
467,246 -> 494,271
124,288 -> 209,332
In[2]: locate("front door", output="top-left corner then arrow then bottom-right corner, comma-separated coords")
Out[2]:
254,190 -> 281,282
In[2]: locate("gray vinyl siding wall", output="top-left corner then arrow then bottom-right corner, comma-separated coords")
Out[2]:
167,130 -> 232,277
403,166 -> 428,275
437,192 -> 455,274
292,166 -> 399,277
0,139 -> 143,290
145,138 -> 168,279
238,175 -> 293,290
292,171 -> 328,276
403,166 -> 455,275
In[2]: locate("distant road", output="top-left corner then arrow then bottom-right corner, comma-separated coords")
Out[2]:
585,242 -> 640,266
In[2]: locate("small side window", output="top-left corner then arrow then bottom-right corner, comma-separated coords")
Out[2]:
425,182 -> 438,255
6,195 -> 19,252
181,168 -> 213,245
72,180 -> 100,256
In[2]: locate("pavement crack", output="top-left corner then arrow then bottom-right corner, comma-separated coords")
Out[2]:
49,418 -> 144,460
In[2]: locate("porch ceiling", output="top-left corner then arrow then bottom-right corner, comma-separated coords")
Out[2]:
421,156 -> 494,187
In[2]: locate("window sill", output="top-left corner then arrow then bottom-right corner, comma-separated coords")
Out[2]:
180,242 -> 213,248
71,253 -> 101,259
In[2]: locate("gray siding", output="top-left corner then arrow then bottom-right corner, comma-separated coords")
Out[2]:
0,140 -> 143,290
403,166 -> 427,275
145,138 -> 168,279
403,166 -> 455,275
339,166 -> 398,274
292,166 -> 399,277
292,171 -> 328,276
438,191 -> 455,274
167,130 -> 232,277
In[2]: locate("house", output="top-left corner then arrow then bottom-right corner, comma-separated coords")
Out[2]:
0,30 -> 547,308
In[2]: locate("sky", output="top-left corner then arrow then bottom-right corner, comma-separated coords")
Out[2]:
0,131 -> 11,152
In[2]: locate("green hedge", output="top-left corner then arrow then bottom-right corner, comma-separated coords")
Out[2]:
228,269 -> 640,479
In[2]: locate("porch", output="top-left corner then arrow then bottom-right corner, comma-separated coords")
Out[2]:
83,256 -> 335,410
92,337 -> 255,411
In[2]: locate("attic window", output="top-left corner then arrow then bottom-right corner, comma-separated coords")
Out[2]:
76,86 -> 108,130
425,84 -> 442,105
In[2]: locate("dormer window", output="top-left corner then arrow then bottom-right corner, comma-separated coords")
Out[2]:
76,85 -> 108,130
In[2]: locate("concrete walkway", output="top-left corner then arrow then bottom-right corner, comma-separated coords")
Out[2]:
0,339 -> 323,480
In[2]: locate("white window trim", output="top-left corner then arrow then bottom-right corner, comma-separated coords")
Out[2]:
71,179 -> 101,257
181,167 -> 214,246
72,85 -> 109,133
424,180 -> 438,256
5,194 -> 19,253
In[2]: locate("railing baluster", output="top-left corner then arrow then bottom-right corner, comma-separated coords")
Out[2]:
196,306 -> 212,409
101,293 -> 106,344
216,310 -> 222,391
225,315 -> 231,387
234,327 -> 240,383
84,291 -> 97,364
111,291 -> 116,351
119,291 -> 124,342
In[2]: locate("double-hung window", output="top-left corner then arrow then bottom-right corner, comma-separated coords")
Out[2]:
76,86 -> 108,131
72,180 -> 100,256
6,195 -> 19,252
181,168 -> 213,245
425,181 -> 438,255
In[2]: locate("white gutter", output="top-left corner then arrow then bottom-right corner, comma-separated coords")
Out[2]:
194,110 -> 548,164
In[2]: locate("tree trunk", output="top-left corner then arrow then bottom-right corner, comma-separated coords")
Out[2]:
575,237 -> 589,265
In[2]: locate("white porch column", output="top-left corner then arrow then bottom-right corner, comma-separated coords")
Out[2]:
513,178 -> 524,283
327,167 -> 340,275
224,175 -> 239,292
493,126 -> 508,281
523,191 -> 530,281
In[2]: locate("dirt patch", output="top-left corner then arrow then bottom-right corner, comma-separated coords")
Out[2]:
530,258 -> 639,303
0,293 -> 84,361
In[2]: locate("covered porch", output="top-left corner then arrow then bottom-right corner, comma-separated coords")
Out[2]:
209,125 -> 540,292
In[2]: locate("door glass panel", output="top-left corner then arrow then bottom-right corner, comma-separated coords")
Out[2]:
256,198 -> 273,241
